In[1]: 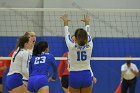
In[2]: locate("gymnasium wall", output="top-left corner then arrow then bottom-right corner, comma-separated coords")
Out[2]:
0,0 -> 140,9
1,37 -> 140,93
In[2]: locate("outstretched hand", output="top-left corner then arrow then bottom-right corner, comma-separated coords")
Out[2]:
81,15 -> 90,25
60,14 -> 70,26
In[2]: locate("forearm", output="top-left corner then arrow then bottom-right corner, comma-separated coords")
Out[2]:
85,25 -> 90,35
64,21 -> 68,26
121,71 -> 125,79
51,62 -> 57,79
132,70 -> 139,76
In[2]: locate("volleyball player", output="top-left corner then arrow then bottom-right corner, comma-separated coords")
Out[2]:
27,41 -> 57,93
5,35 -> 32,93
71,35 -> 97,84
24,31 -> 36,49
58,52 -> 69,93
22,31 -> 36,87
58,35 -> 75,93
3,31 -> 36,93
4,31 -> 36,71
61,14 -> 94,93
0,57 -> 7,93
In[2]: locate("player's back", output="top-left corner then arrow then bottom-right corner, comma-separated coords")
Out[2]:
29,52 -> 55,76
8,49 -> 29,75
69,44 -> 92,71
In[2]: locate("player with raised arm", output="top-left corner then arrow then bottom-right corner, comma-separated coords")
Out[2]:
58,35 -> 76,93
27,41 -> 57,93
5,35 -> 32,93
61,14 -> 94,93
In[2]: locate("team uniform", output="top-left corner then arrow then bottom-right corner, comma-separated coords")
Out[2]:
0,58 -> 7,84
58,52 -> 69,88
22,49 -> 32,82
6,48 -> 31,91
64,25 -> 93,88
27,52 -> 57,92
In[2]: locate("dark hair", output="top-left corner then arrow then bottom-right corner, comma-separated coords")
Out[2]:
33,41 -> 48,56
74,28 -> 88,46
24,31 -> 32,36
13,35 -> 29,62
15,31 -> 31,49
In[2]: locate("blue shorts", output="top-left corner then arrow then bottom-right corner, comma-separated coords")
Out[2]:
27,75 -> 49,92
69,70 -> 92,89
6,73 -> 23,91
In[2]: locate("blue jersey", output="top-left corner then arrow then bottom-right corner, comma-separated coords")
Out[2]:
29,52 -> 57,79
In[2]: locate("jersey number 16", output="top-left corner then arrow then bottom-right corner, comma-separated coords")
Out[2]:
77,51 -> 87,61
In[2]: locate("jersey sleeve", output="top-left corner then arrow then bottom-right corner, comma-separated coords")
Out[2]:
134,64 -> 139,72
121,65 -> 125,71
64,26 -> 75,48
48,54 -> 57,80
85,25 -> 93,48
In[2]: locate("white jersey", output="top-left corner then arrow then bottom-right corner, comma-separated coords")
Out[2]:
121,63 -> 139,80
8,48 -> 31,80
22,49 -> 32,80
65,25 -> 93,71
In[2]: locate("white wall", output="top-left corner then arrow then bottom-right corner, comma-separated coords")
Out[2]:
0,0 -> 43,8
0,0 -> 140,9
44,0 -> 140,9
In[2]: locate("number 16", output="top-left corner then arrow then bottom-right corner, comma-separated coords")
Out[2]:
77,51 -> 87,61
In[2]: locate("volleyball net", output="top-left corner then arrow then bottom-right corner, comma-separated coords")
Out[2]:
0,8 -> 140,60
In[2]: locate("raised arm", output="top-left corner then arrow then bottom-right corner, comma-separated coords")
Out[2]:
60,14 -> 75,48
81,15 -> 93,46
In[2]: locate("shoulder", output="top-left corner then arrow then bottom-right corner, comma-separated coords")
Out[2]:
131,63 -> 137,67
20,49 -> 29,56
44,53 -> 55,59
121,63 -> 126,68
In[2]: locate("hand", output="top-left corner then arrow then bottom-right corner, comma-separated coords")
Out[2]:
130,68 -> 134,72
59,77 -> 62,81
93,77 -> 97,84
81,15 -> 90,25
60,14 -> 70,26
48,77 -> 55,82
